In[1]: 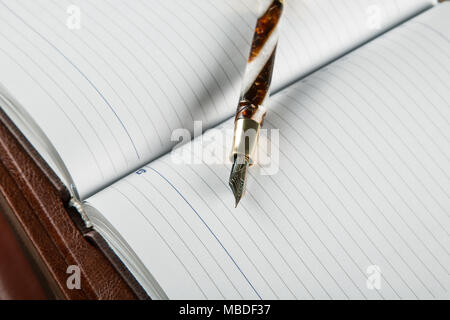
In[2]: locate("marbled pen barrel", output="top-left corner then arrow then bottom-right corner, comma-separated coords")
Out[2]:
232,0 -> 284,165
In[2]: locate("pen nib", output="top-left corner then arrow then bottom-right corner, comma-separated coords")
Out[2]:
229,155 -> 249,207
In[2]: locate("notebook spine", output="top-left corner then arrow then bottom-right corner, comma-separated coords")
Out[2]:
69,198 -> 93,228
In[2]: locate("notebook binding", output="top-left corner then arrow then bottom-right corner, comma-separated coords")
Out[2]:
69,198 -> 93,228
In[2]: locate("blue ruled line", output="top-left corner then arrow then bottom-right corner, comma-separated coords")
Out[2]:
147,166 -> 262,300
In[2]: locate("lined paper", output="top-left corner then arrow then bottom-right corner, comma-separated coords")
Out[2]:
87,5 -> 450,299
0,0 -> 435,198
272,0 -> 437,90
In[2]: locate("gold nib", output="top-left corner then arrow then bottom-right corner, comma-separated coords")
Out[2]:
229,155 -> 249,207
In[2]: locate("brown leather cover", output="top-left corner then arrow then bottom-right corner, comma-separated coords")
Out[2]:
0,107 -> 149,300
0,207 -> 48,300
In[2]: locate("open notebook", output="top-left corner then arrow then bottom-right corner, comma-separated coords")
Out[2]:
0,0 -> 448,299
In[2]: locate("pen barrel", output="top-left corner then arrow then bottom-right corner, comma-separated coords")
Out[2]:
235,0 -> 283,125
231,0 -> 284,165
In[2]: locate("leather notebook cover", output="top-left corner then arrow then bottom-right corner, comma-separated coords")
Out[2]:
0,107 -> 149,300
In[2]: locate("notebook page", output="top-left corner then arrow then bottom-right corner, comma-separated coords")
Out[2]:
0,0 -> 257,198
0,0 -> 436,199
272,0 -> 437,91
86,4 -> 450,299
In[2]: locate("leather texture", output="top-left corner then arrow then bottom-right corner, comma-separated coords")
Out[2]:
0,108 -> 149,300
0,208 -> 48,300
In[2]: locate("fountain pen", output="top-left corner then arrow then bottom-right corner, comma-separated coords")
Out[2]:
229,0 -> 284,207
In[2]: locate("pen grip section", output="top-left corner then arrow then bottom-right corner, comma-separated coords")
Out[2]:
231,118 -> 261,166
